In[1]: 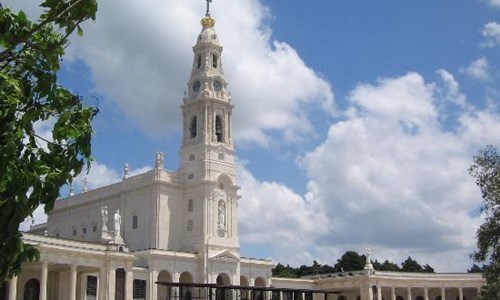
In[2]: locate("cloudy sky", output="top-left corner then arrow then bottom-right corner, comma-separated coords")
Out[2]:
8,0 -> 500,272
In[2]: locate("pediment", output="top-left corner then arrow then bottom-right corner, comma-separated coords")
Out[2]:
210,250 -> 239,262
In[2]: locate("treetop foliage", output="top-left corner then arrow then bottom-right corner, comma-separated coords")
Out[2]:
0,0 -> 98,282
272,251 -> 435,278
469,145 -> 500,299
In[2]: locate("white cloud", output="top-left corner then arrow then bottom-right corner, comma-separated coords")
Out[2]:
19,205 -> 48,232
238,162 -> 329,265
61,0 -> 334,146
236,73 -> 497,270
481,22 -> 500,47
486,0 -> 500,8
461,57 -> 490,81
292,72 -> 499,271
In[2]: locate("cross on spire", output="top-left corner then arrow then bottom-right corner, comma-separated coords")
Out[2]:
206,0 -> 213,16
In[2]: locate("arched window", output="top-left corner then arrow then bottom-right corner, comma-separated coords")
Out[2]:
23,278 -> 40,300
215,115 -> 223,142
190,116 -> 197,138
197,54 -> 202,69
213,54 -> 218,68
132,215 -> 138,229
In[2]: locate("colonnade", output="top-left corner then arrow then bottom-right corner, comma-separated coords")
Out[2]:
359,284 -> 479,300
5,260 -> 134,300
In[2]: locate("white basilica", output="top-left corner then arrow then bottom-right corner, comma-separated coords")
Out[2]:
1,5 -> 484,300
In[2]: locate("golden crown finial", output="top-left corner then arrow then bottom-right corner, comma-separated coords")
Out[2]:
201,15 -> 216,28
201,0 -> 215,28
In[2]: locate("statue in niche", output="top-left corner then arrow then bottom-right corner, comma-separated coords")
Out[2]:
218,201 -> 225,229
114,209 -> 122,238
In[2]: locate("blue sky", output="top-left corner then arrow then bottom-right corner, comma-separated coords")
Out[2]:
9,0 -> 500,272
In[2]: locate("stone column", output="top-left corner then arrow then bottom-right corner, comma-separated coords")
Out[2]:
377,286 -> 382,300
79,274 -> 87,300
69,265 -> 77,300
390,286 -> 396,300
458,287 -> 463,300
40,261 -> 48,300
367,286 -> 374,300
125,266 -> 133,300
440,287 -> 445,300
424,287 -> 429,300
406,287 -> 411,300
7,275 -> 17,300
98,267 -> 106,300
107,268 -> 116,300
147,269 -> 158,300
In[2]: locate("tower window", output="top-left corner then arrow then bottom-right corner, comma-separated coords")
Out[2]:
213,54 -> 218,68
82,227 -> 87,235
132,215 -> 138,229
215,115 -> 223,142
188,199 -> 194,212
190,116 -> 197,138
197,54 -> 202,68
187,220 -> 193,231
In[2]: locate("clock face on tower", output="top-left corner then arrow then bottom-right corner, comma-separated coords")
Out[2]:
213,80 -> 222,91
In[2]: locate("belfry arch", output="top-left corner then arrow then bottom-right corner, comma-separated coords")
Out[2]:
158,271 -> 173,300
216,273 -> 232,300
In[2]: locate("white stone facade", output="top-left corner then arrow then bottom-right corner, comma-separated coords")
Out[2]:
2,11 -> 484,300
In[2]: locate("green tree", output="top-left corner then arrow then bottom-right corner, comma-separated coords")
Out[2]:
469,145 -> 500,299
401,256 -> 423,272
378,259 -> 401,272
468,264 -> 483,273
272,263 -> 299,278
422,264 -> 435,273
0,0 -> 98,282
334,251 -> 365,272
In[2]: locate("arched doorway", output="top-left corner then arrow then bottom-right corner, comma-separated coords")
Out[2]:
158,271 -> 173,300
23,278 -> 40,300
179,272 -> 193,300
240,276 -> 249,300
253,277 -> 266,300
216,273 -> 232,300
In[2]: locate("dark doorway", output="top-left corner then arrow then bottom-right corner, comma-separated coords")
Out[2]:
115,268 -> 125,300
23,278 -> 40,300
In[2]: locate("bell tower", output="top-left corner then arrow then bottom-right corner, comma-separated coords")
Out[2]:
178,4 -> 240,280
